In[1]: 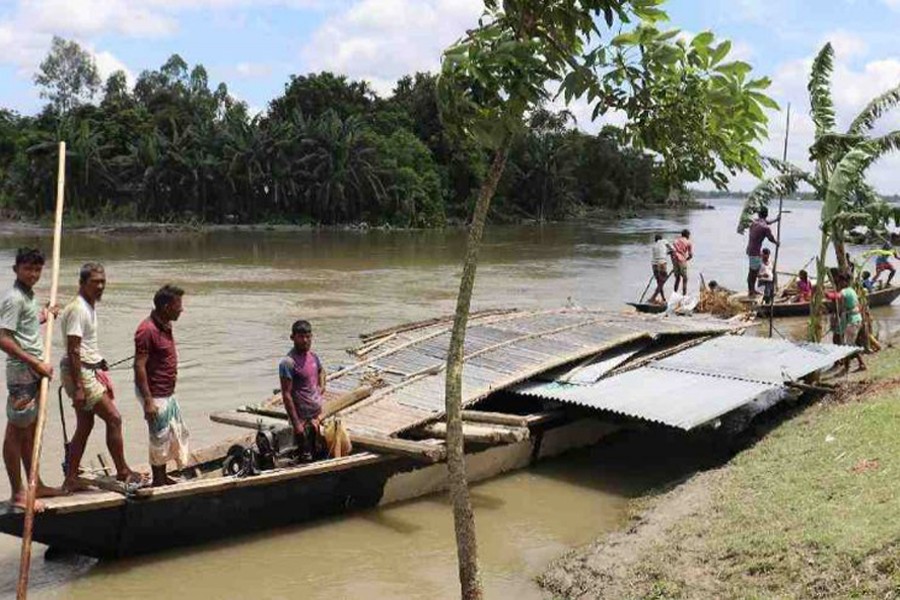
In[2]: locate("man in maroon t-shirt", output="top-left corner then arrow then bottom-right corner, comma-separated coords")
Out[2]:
134,285 -> 189,486
746,207 -> 779,297
279,319 -> 326,462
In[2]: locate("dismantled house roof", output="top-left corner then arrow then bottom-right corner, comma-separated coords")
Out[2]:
326,308 -> 739,437
510,335 -> 857,430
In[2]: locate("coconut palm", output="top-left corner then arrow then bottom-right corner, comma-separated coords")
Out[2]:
737,43 -> 900,340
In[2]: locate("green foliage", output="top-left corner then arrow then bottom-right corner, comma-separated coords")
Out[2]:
604,25 -> 774,193
2,35 -> 684,226
33,36 -> 101,115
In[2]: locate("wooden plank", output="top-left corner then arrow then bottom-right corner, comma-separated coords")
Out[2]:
412,422 -> 529,445
135,453 -> 388,501
349,434 -> 445,463
461,410 -> 530,428
210,411 -> 287,431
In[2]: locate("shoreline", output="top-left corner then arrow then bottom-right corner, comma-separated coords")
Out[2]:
537,343 -> 900,599
0,202 -> 714,238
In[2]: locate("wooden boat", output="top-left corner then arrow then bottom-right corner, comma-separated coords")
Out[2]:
626,302 -> 666,314
755,285 -> 900,317
0,309 -> 737,558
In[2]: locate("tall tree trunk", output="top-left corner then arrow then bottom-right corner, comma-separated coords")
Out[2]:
445,142 -> 508,600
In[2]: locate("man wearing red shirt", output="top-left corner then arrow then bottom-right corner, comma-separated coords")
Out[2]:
134,285 -> 189,487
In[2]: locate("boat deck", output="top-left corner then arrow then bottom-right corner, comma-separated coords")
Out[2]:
256,309 -> 739,438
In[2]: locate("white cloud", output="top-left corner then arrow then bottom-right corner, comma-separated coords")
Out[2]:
20,0 -> 177,38
881,0 -> 900,11
92,49 -> 135,86
728,42 -> 900,193
822,30 -> 868,60
234,61 -> 274,79
301,0 -> 482,95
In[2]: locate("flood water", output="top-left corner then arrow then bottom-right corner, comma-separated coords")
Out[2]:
1,197 -> 898,599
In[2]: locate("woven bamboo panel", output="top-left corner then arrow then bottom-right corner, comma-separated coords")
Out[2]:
329,308 -> 738,438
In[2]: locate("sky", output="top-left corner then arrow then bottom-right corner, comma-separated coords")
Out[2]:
1,0 -> 900,193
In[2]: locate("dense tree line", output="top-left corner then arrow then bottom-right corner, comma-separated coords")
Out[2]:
0,38 -> 668,227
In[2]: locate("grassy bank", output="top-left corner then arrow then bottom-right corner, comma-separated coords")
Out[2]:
540,346 -> 900,599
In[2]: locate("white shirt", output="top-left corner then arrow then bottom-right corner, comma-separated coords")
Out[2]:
651,239 -> 671,265
60,295 -> 103,364
758,260 -> 773,282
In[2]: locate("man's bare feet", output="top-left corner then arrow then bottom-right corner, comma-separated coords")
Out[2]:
62,477 -> 94,493
116,470 -> 149,486
10,492 -> 45,512
36,483 -> 68,498
855,364 -> 868,372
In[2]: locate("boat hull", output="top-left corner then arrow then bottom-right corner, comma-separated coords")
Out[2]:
0,418 -> 615,558
756,285 -> 900,318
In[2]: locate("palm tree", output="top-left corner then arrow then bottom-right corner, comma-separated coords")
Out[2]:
738,43 -> 900,340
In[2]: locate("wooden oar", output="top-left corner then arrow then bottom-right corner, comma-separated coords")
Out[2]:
17,141 -> 65,600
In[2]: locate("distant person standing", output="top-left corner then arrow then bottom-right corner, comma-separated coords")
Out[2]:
873,243 -> 899,286
834,271 -> 867,374
134,285 -> 189,487
746,207 -> 779,297
757,248 -> 775,302
671,229 -> 693,295
649,234 -> 671,304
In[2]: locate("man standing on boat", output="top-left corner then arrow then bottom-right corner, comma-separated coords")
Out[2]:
134,285 -> 190,487
746,207 -> 779,298
1,248 -> 64,510
279,320 -> 326,462
671,229 -> 693,295
61,263 -> 142,491
649,234 -> 671,304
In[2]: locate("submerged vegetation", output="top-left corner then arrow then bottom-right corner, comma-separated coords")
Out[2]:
0,37 -> 674,228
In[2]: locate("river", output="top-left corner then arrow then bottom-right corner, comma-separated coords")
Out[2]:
1,198 -> 898,599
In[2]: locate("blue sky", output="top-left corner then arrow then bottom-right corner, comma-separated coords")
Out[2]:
1,0 -> 900,192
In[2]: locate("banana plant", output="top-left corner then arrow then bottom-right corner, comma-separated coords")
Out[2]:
737,43 -> 900,340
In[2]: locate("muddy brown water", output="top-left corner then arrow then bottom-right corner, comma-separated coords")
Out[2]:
2,198 -> 899,599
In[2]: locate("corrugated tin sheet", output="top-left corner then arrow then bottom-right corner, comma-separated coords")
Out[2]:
328,308 -> 739,437
510,336 -> 857,430
655,335 -> 856,383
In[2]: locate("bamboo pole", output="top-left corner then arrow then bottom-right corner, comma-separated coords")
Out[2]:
17,141 -> 66,599
769,104 -> 791,338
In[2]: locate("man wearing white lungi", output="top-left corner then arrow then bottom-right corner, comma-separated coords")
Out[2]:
134,285 -> 189,487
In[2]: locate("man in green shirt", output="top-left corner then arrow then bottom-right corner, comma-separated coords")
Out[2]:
1,248 -> 64,510
835,271 -> 867,375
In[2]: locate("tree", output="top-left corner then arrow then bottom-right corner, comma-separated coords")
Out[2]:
438,2 -> 775,597
603,27 -> 774,199
737,43 -> 900,341
34,36 -> 101,115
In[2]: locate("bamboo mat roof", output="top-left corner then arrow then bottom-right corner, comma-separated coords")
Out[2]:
327,308 -> 738,438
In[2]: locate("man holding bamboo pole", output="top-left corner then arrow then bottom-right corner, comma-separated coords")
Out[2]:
1,248 -> 65,510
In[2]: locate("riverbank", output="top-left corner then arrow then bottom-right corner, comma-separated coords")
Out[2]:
539,344 -> 900,599
0,201 -> 713,238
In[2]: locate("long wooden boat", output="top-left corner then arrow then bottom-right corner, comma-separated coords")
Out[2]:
0,309 -> 738,558
755,285 -> 900,317
0,412 -> 614,559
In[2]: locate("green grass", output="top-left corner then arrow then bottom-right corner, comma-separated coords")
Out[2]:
605,347 -> 900,599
